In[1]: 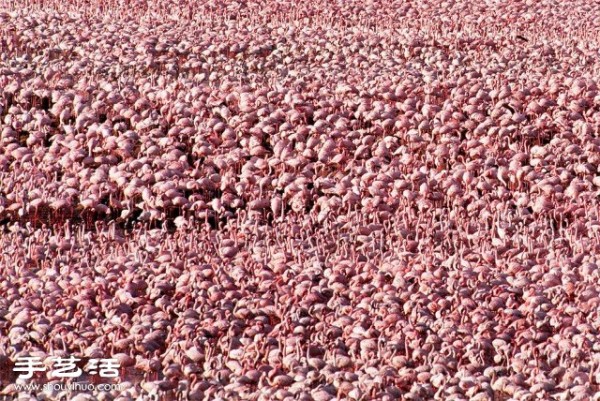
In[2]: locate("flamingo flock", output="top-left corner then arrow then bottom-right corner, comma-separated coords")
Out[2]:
0,0 -> 600,400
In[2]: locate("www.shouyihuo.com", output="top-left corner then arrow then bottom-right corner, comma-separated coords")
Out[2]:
14,382 -> 125,392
